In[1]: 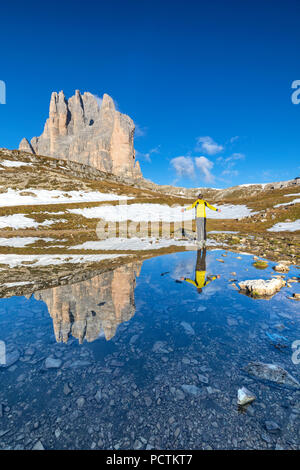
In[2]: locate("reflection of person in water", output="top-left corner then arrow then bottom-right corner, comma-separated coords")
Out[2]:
180,248 -> 220,294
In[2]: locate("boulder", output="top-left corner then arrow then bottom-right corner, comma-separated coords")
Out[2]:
273,263 -> 290,273
238,278 -> 285,297
237,387 -> 256,406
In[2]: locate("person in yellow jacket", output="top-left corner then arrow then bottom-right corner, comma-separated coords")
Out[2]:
180,248 -> 220,294
181,193 -> 221,247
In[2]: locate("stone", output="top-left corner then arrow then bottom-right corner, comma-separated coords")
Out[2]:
237,387 -> 256,406
145,397 -> 152,407
245,362 -> 300,389
198,374 -> 209,384
32,440 -> 45,450
180,321 -> 195,336
273,263 -> 289,273
238,278 -> 285,297
95,390 -> 102,403
181,384 -> 201,396
175,389 -> 185,400
63,383 -> 72,395
152,341 -> 169,353
19,90 -> 142,180
0,349 -> 20,368
45,357 -> 62,369
133,440 -> 142,450
76,397 -> 85,409
265,421 -> 281,433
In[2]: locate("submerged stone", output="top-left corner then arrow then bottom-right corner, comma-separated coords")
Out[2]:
0,349 -> 20,368
180,321 -> 195,336
32,440 -> 45,450
45,357 -> 62,369
245,362 -> 300,389
181,384 -> 201,396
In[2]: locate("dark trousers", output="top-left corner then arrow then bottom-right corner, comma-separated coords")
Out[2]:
196,248 -> 206,272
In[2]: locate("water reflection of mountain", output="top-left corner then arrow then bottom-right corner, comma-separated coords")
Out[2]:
34,262 -> 142,343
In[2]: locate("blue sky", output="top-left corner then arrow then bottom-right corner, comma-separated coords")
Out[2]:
0,0 -> 299,188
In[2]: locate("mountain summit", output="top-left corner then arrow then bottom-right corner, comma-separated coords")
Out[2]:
19,90 -> 142,180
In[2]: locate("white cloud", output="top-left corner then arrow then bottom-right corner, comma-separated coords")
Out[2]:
135,146 -> 160,163
170,156 -> 195,180
217,153 -> 245,169
222,169 -> 239,177
195,156 -> 214,183
225,152 -> 245,163
135,123 -> 147,138
229,136 -> 239,144
196,136 -> 223,155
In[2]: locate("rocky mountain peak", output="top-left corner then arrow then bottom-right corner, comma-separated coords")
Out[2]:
19,90 -> 142,180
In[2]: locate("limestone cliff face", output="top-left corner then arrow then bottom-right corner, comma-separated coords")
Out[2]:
19,90 -> 142,180
34,262 -> 142,343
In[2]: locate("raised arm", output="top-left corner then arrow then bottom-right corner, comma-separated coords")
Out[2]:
182,200 -> 198,212
204,275 -> 217,287
183,277 -> 197,287
205,201 -> 221,212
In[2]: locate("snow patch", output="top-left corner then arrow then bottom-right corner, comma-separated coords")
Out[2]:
68,203 -> 255,222
274,198 -> 300,208
0,237 -> 54,247
267,219 -> 300,232
0,188 -> 133,207
0,160 -> 33,168
69,237 -> 221,251
0,214 -> 66,229
0,254 -> 126,268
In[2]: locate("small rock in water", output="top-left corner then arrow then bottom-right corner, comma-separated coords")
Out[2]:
76,397 -> 85,409
63,383 -> 72,395
180,321 -> 195,336
237,387 -> 256,406
198,374 -> 209,384
265,421 -> 281,433
32,440 -> 45,450
45,357 -> 62,369
152,341 -> 168,353
238,278 -> 285,297
0,349 -> 20,368
181,384 -> 200,396
273,262 -> 290,273
245,362 -> 300,389
94,390 -> 102,403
